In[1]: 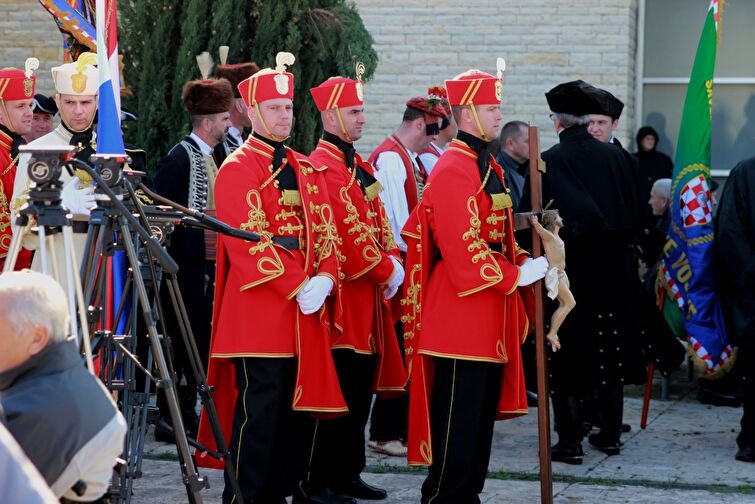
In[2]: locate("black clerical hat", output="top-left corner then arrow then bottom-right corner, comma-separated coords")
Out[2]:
32,94 -> 57,115
545,80 -> 597,116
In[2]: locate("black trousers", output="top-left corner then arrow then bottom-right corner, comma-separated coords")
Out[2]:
420,357 -> 502,504
552,386 -> 623,447
369,321 -> 408,442
738,347 -> 755,450
223,357 -> 307,504
299,350 -> 377,494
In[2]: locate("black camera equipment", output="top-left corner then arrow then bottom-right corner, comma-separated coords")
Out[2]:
6,146 -> 252,503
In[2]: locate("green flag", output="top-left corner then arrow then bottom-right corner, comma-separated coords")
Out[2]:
660,0 -> 732,375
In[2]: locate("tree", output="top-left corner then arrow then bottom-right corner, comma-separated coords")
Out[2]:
120,1 -> 378,174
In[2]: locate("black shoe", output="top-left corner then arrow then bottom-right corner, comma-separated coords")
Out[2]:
331,478 -> 387,500
697,382 -> 743,407
621,423 -> 631,433
551,443 -> 583,465
292,488 -> 356,504
154,418 -> 195,445
735,446 -> 755,463
588,433 -> 621,456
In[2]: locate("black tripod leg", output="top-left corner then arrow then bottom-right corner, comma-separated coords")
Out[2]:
116,216 -> 206,504
165,274 -> 245,502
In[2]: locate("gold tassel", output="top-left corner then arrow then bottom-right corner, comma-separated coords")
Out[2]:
364,180 -> 384,201
282,189 -> 302,206
490,192 -> 512,211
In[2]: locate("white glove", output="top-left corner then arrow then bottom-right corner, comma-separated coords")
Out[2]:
517,256 -> 548,287
61,177 -> 96,216
383,256 -> 405,300
296,275 -> 334,315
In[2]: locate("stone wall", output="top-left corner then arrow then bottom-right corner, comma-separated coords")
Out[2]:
353,0 -> 638,153
0,0 -> 639,154
0,0 -> 64,96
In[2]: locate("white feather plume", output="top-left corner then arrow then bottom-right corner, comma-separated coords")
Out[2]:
196,51 -> 213,80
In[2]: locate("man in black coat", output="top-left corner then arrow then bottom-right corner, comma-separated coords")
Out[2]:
153,78 -> 233,440
523,80 -> 646,464
715,156 -> 755,463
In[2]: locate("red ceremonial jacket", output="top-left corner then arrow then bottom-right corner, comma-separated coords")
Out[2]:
0,127 -> 31,270
401,138 -> 534,467
309,138 -> 406,393
196,135 -> 348,469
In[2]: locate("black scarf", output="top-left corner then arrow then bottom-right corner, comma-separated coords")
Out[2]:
62,122 -> 95,162
457,130 -> 506,199
322,131 -> 379,196
253,131 -> 297,192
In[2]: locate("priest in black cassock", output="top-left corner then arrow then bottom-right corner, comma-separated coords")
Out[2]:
521,80 -> 646,465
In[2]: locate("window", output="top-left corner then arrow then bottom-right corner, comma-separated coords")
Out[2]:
638,0 -> 755,175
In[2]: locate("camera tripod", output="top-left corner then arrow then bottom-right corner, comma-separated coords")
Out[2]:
4,147 -> 247,503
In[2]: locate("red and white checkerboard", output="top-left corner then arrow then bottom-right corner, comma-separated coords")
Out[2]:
679,174 -> 713,227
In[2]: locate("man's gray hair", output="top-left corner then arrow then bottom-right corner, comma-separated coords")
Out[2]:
552,112 -> 590,128
653,178 -> 672,200
0,270 -> 69,343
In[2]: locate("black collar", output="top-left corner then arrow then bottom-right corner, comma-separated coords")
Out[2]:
322,131 -> 356,169
558,125 -> 592,143
456,130 -> 506,199
456,130 -> 490,153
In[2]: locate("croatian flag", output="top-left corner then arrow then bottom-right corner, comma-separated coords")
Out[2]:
95,0 -> 124,155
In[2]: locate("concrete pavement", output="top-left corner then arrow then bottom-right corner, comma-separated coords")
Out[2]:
136,367 -> 754,503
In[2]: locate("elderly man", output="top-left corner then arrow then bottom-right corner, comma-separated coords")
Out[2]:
0,270 -> 126,502
525,80 -> 646,464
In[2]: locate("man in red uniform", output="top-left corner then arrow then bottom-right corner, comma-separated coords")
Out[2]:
401,63 -> 548,503
296,74 -> 407,503
196,52 -> 348,504
0,58 -> 37,271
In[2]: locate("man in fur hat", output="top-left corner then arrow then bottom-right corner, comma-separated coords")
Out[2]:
214,61 -> 259,164
153,77 -> 233,441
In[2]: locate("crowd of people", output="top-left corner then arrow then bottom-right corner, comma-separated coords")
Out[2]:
0,47 -> 752,504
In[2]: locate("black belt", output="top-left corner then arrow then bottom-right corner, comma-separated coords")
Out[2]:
271,236 -> 303,250
72,221 -> 89,234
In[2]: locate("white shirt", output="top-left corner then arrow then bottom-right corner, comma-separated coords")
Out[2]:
374,149 -> 420,252
189,132 -> 213,156
418,142 -> 446,175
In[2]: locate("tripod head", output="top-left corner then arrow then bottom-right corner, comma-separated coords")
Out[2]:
15,145 -> 78,230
